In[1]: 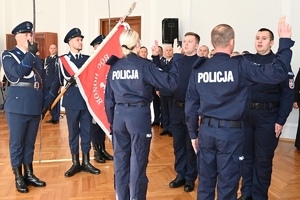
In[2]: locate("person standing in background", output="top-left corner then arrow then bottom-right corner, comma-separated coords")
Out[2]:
293,68 -> 300,151
44,44 -> 60,124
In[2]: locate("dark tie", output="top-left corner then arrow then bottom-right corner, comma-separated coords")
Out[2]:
75,54 -> 79,60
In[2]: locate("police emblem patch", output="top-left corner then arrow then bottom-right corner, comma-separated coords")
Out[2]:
289,79 -> 294,89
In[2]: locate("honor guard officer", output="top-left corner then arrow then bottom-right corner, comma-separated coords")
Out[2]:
44,44 -> 60,124
185,16 -> 293,200
90,35 -> 113,163
104,29 -> 179,200
238,28 -> 294,200
48,28 -> 100,177
1,21 -> 46,193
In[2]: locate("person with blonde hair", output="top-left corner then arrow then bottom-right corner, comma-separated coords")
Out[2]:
105,29 -> 179,200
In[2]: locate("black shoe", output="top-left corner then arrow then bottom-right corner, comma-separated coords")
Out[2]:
168,131 -> 172,137
184,180 -> 194,192
93,144 -> 105,163
151,122 -> 160,126
169,177 -> 186,188
13,166 -> 29,193
52,120 -> 59,124
81,153 -> 100,174
237,195 -> 253,200
65,154 -> 81,177
160,130 -> 169,136
46,118 -> 53,123
99,142 -> 114,160
65,164 -> 81,177
23,163 -> 46,187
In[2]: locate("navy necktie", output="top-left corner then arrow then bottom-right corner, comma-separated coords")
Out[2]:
75,54 -> 79,60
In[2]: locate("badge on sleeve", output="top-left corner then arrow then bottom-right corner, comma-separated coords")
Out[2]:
289,79 -> 294,89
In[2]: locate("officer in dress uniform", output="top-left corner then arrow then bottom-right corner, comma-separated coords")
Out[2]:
44,44 -> 60,124
48,28 -> 100,177
104,29 -> 179,200
153,46 -> 174,136
1,21 -> 46,193
89,35 -> 113,163
185,17 -> 293,200
238,28 -> 294,200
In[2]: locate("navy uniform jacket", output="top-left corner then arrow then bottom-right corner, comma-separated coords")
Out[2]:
104,53 -> 179,126
49,52 -> 89,110
172,54 -> 199,102
185,38 -> 294,139
1,47 -> 44,115
243,51 -> 294,125
44,55 -> 58,89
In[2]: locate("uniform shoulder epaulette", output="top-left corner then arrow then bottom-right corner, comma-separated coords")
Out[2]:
192,57 -> 208,69
106,55 -> 120,66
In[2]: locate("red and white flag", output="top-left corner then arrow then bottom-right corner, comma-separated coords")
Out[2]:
76,22 -> 130,139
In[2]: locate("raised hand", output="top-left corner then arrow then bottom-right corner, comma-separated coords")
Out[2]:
151,40 -> 159,56
278,16 -> 292,38
173,38 -> 182,54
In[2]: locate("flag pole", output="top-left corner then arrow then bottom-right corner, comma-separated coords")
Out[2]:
32,0 -> 43,163
43,2 -> 137,118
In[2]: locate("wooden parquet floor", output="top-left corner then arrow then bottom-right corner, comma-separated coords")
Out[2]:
0,110 -> 300,200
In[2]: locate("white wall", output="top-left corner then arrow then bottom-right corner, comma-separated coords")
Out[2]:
0,0 -> 299,139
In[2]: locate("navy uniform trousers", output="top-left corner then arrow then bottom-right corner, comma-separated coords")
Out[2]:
113,104 -> 151,200
65,108 -> 92,154
241,108 -> 279,200
160,95 -> 173,132
197,118 -> 244,200
91,123 -> 106,144
171,104 -> 197,181
50,100 -> 60,121
6,113 -> 40,167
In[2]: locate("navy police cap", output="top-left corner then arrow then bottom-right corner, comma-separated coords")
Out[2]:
64,28 -> 84,43
11,21 -> 33,35
90,35 -> 106,46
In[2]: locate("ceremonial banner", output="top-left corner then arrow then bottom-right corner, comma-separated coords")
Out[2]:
76,23 -> 129,138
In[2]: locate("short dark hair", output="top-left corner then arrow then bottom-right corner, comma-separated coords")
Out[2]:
184,32 -> 200,44
258,28 -> 274,41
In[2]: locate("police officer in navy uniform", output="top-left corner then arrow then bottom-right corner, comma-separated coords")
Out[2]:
1,21 -> 46,193
48,28 -> 100,177
44,44 -> 60,124
104,29 -> 179,200
238,28 -> 294,200
163,33 -> 199,193
185,17 -> 293,200
90,35 -> 113,163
